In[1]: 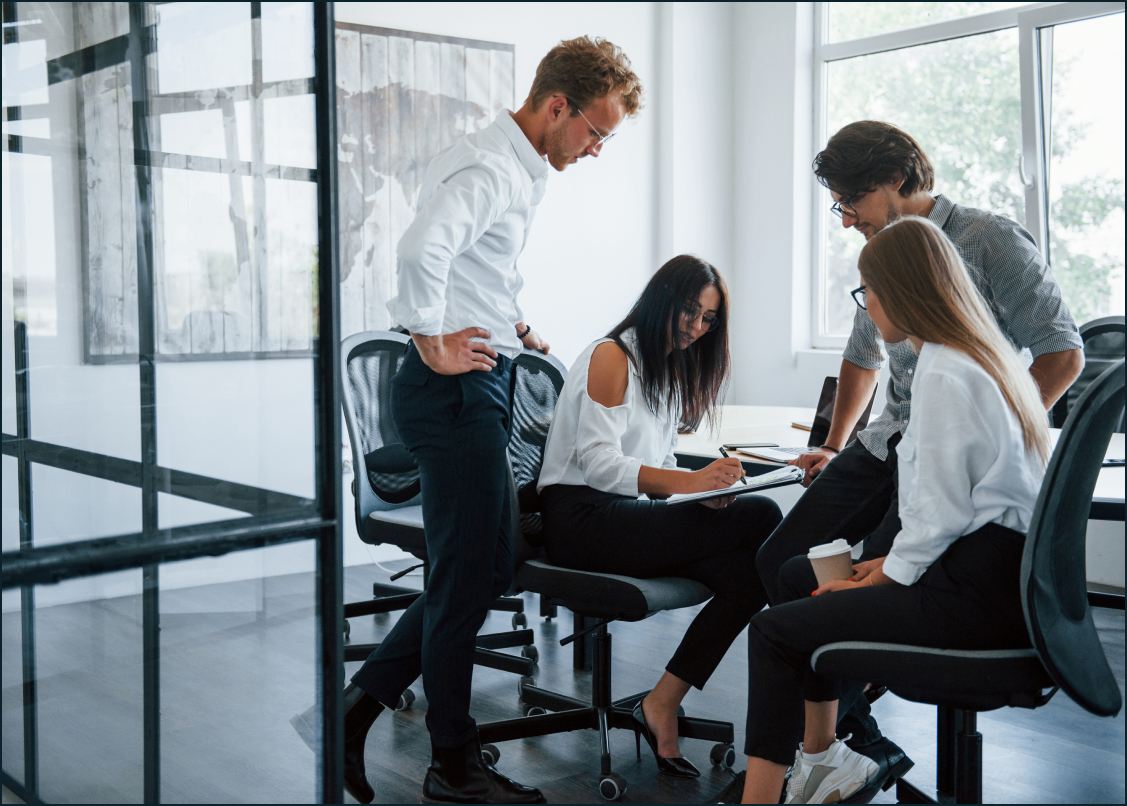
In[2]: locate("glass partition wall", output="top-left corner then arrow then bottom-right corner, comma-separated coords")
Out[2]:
2,2 -> 344,802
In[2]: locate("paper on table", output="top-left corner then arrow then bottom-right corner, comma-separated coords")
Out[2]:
665,465 -> 804,507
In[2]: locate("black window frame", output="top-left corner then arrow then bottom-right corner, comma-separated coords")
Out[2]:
1,2 -> 344,802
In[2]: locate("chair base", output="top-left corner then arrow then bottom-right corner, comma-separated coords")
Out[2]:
891,706 -> 983,804
344,629 -> 537,676
477,623 -> 734,801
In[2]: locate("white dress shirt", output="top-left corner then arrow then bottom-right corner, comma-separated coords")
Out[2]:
390,111 -> 549,358
538,331 -> 683,497
883,342 -> 1046,586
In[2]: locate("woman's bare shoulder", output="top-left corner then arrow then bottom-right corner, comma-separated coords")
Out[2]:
587,341 -> 629,408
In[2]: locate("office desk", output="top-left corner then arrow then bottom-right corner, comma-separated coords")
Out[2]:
676,405 -> 1126,522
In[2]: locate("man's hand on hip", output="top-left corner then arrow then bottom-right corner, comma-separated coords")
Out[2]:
789,448 -> 836,488
412,328 -> 498,374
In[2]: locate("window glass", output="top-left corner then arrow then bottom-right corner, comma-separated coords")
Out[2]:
32,569 -> 146,804
1046,12 -> 1126,323
822,29 -> 1021,335
829,2 -> 1028,43
159,542 -> 317,803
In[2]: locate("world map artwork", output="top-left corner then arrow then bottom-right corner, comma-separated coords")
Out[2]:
334,26 -> 515,339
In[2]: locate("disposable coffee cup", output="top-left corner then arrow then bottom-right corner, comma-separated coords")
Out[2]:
807,538 -> 854,586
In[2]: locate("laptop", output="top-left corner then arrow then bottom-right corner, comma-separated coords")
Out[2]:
733,377 -> 877,463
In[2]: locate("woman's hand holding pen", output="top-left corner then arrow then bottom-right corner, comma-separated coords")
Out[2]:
689,457 -> 745,492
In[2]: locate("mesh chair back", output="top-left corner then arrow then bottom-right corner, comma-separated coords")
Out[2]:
508,349 -> 568,556
340,332 -> 421,515
1022,359 -> 1124,717
1053,316 -> 1124,432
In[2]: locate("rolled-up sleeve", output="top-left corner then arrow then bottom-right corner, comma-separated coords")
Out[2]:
394,161 -> 511,335
884,373 -> 985,585
979,217 -> 1083,358
842,307 -> 886,371
574,393 -> 644,497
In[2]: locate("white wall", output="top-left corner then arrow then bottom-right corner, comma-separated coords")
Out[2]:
336,2 -> 661,370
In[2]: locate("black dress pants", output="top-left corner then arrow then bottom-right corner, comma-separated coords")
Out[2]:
541,485 -> 783,690
755,435 -> 902,744
743,523 -> 1030,765
352,345 -> 515,748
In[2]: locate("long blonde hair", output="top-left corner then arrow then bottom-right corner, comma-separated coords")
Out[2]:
859,216 -> 1051,464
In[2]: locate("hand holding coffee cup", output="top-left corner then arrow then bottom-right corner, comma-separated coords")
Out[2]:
807,538 -> 854,587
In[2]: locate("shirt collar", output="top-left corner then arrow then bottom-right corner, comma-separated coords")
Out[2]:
927,194 -> 955,228
494,111 -> 550,183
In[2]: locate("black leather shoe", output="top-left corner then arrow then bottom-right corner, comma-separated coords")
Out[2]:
343,683 -> 385,804
631,701 -> 701,778
422,736 -> 546,804
840,736 -> 914,804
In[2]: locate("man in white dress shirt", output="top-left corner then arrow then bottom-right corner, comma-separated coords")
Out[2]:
339,37 -> 643,804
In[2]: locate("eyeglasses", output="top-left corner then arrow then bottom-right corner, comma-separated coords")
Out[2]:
681,301 -> 721,332
560,96 -> 617,146
830,200 -> 859,220
850,285 -> 867,310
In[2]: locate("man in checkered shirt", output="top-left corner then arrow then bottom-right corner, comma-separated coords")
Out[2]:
755,120 -> 1084,799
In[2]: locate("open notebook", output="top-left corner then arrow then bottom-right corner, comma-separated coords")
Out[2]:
666,465 -> 804,507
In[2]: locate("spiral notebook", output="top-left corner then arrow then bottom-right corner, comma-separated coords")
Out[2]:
665,465 -> 804,507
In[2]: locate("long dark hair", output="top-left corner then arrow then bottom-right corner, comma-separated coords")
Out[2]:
607,255 -> 730,431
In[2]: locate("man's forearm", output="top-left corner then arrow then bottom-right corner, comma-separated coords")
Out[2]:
824,360 -> 880,450
1030,348 -> 1084,409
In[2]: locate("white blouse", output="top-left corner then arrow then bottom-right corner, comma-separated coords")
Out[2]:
884,342 -> 1046,586
538,331 -> 682,497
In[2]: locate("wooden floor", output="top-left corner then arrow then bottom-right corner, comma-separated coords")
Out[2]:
1,561 -> 1123,804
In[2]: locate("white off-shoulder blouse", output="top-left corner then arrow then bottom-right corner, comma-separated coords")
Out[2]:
537,330 -> 683,497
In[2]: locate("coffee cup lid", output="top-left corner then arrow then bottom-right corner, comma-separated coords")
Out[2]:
807,538 -> 851,559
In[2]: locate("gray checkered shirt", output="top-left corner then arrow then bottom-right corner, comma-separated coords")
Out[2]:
844,194 -> 1083,460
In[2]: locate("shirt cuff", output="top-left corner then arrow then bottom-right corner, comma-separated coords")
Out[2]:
882,550 -> 927,586
842,344 -> 884,371
617,457 -> 643,498
1026,330 -> 1084,359
394,300 -> 446,336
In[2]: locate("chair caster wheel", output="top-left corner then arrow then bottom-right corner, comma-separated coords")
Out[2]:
521,645 -> 539,663
522,704 -> 546,717
343,620 -> 351,641
599,772 -> 627,801
512,612 -> 527,629
711,742 -> 736,768
481,744 -> 501,766
517,675 -> 536,699
544,616 -> 553,623
395,689 -> 416,711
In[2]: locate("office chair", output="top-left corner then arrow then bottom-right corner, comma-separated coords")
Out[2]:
339,331 -> 537,699
476,348 -> 737,802
811,359 -> 1125,804
1052,315 -> 1124,432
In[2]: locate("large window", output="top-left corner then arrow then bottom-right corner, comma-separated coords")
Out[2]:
813,2 -> 1126,346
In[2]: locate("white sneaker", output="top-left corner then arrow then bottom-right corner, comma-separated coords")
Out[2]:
785,737 -> 878,804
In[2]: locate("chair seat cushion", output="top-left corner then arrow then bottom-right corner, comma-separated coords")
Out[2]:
369,505 -> 424,529
517,558 -> 713,622
812,642 -> 1056,712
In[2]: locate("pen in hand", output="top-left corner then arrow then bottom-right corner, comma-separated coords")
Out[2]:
718,447 -> 747,485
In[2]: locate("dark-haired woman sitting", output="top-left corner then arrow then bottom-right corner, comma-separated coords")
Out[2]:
537,255 -> 783,777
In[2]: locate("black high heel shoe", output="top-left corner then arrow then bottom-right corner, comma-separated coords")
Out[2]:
631,701 -> 701,778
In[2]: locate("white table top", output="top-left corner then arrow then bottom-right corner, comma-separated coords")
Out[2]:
676,405 -> 1125,506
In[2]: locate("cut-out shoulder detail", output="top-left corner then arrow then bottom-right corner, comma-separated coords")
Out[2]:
587,341 -> 629,408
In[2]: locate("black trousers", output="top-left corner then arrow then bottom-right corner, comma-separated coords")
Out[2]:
755,435 -> 902,744
352,345 -> 515,748
541,485 -> 783,690
744,523 -> 1030,765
